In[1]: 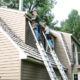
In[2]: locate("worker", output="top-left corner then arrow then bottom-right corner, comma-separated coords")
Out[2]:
44,23 -> 54,49
32,10 -> 40,41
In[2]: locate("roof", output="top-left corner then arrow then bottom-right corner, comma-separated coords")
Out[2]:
0,17 -> 56,66
51,29 -> 80,46
51,29 -> 72,37
0,7 -> 25,14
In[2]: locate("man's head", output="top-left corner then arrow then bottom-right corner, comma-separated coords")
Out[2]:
45,23 -> 48,27
32,10 -> 37,16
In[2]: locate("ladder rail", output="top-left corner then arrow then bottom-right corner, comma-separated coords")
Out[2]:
42,32 -> 53,51
37,43 -> 58,80
42,32 -> 69,80
28,21 -> 58,80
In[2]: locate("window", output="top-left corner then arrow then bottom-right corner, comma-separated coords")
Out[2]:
74,74 -> 78,80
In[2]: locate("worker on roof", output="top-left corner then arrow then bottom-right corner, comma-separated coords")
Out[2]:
32,10 -> 40,41
44,23 -> 54,49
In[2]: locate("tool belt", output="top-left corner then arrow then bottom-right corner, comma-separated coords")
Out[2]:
32,23 -> 37,29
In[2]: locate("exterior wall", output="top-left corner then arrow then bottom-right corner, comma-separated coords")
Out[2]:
21,60 -> 62,80
0,8 -> 26,42
25,21 -> 36,48
71,40 -> 79,65
77,44 -> 80,52
51,30 -> 72,80
71,38 -> 80,80
72,70 -> 80,80
21,60 -> 50,80
0,31 -> 21,80
77,44 -> 80,65
78,72 -> 80,80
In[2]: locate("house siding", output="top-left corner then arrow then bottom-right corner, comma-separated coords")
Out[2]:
72,39 -> 80,80
25,21 -> 36,48
0,8 -> 26,42
0,31 -> 21,80
21,60 -> 62,80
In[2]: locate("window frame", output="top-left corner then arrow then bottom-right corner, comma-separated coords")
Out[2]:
73,73 -> 78,80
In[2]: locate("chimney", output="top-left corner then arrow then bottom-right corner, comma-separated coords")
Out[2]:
19,0 -> 23,11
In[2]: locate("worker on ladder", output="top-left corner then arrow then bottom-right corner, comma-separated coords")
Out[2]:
44,23 -> 54,49
32,10 -> 41,41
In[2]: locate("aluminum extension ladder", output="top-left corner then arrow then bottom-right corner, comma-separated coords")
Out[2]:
28,21 -> 58,80
42,32 -> 68,80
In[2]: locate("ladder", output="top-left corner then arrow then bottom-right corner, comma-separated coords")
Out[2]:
28,21 -> 58,80
42,32 -> 68,80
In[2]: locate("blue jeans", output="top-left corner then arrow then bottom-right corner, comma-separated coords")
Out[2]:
48,39 -> 54,48
34,24 -> 40,40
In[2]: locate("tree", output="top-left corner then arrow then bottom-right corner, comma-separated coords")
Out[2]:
23,0 -> 57,28
60,10 -> 80,42
0,0 -> 19,9
0,0 -> 57,28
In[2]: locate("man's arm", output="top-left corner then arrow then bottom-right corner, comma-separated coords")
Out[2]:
32,17 -> 36,20
32,15 -> 37,21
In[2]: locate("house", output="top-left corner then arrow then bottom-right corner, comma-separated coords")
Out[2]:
0,8 -> 80,80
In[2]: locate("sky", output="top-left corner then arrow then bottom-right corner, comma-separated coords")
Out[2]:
52,0 -> 80,27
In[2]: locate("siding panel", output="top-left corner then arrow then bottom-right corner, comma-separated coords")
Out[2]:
21,60 -> 51,80
0,8 -> 25,42
0,31 -> 21,80
21,60 -> 62,80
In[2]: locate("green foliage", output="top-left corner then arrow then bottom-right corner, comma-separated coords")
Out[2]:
60,10 -> 80,42
1,0 -> 56,29
3,0 -> 9,3
0,0 -> 19,9
23,0 -> 56,28
54,26 -> 62,31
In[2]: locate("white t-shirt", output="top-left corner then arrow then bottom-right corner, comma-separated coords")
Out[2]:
45,26 -> 50,34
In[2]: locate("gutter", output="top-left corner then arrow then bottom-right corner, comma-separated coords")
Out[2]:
23,56 -> 68,71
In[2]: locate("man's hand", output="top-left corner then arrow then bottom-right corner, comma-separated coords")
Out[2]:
32,17 -> 36,21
